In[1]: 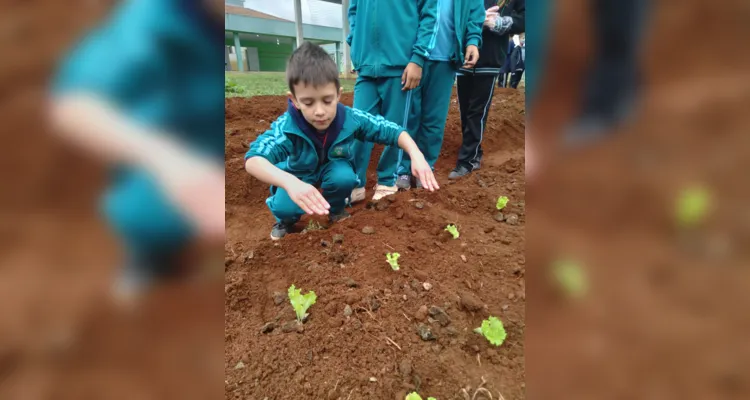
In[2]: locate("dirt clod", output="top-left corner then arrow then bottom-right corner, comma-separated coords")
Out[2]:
272,291 -> 286,305
428,306 -> 451,326
281,321 -> 298,333
494,213 -> 505,222
344,305 -> 353,317
399,359 -> 413,377
345,278 -> 358,288
260,322 -> 276,334
415,202 -> 425,210
458,291 -> 484,312
416,324 -> 436,341
505,213 -> 519,225
395,210 -> 405,219
422,282 -> 433,291
362,226 -> 375,235
332,234 -> 345,244
415,305 -> 428,321
375,201 -> 390,211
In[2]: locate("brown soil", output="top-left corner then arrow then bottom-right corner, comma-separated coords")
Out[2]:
225,89 -> 526,399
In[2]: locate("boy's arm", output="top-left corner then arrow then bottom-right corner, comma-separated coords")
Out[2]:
346,0 -> 357,47
488,0 -> 526,36
466,0 -> 486,49
351,109 -> 439,191
244,117 -> 330,215
411,0 -> 439,68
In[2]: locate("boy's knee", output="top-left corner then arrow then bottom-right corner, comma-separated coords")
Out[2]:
323,163 -> 358,190
267,192 -> 303,222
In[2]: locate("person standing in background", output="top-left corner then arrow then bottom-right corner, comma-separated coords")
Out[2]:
450,0 -> 526,179
508,34 -> 525,89
395,0 -> 485,190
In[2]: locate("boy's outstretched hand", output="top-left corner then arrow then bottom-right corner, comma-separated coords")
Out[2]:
411,155 -> 440,191
285,178 -> 331,216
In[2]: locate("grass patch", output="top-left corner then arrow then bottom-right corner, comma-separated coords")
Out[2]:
226,72 -> 356,98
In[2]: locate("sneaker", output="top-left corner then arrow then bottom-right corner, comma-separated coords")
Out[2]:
350,187 -> 366,204
372,185 -> 398,201
329,209 -> 351,223
270,222 -> 294,240
448,165 -> 472,180
395,175 -> 412,190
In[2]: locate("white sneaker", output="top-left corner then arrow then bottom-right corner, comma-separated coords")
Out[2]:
372,185 -> 398,201
350,187 -> 366,203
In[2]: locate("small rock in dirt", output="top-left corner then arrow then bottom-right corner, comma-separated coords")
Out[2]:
272,291 -> 286,305
494,213 -> 505,222
415,305 -> 428,321
329,251 -> 346,263
332,234 -> 345,244
296,324 -> 305,333
369,377 -> 378,382
384,219 -> 393,227
362,226 -> 376,235
431,344 -> 442,353
428,306 -> 451,326
444,326 -> 458,337
320,240 -> 331,247
234,361 -> 245,370
508,293 -> 515,300
484,226 -> 496,234
502,304 -> 509,311
461,255 -> 467,263
471,345 -> 480,353
410,280 -> 421,291
407,245 -> 416,252
422,282 -> 433,291
416,324 -> 436,341
505,213 -> 519,225
458,291 -> 484,312
345,278 -> 358,288
370,298 -> 381,311
375,201 -> 390,211
501,237 -> 512,245
395,210 -> 405,219
260,322 -> 276,334
281,321 -> 298,333
344,305 -> 353,317
414,201 -> 425,210
399,359 -> 413,377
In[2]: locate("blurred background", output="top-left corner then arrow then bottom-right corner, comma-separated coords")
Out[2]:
0,1 -> 223,399
526,0 -> 750,398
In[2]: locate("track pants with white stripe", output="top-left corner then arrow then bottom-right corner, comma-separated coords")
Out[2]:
456,72 -> 497,171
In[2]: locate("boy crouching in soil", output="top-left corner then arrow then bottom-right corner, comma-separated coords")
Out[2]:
245,42 -> 440,240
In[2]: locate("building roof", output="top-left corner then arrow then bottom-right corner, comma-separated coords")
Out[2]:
225,5 -> 291,22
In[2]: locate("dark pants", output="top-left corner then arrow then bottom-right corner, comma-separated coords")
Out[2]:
456,73 -> 498,171
579,0 -> 648,120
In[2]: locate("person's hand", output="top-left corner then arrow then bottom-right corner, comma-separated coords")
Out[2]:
484,6 -> 499,29
411,154 -> 440,191
463,45 -> 480,69
152,153 -> 226,241
283,178 -> 330,216
401,62 -> 423,91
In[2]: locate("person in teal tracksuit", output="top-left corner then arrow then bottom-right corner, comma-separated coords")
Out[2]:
244,43 -> 439,240
346,0 -> 439,202
50,0 -> 225,303
396,0 -> 486,190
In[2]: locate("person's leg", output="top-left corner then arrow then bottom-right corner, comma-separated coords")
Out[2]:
350,76 -> 382,190
453,74 -> 497,176
319,159 -> 358,217
374,76 -> 412,189
266,186 -> 306,225
415,61 -> 456,174
103,171 -> 194,301
510,70 -> 524,89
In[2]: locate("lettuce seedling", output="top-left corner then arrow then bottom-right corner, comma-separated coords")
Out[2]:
445,224 -> 460,239
496,196 -> 509,210
405,393 -> 436,400
473,316 -> 507,347
288,284 -> 317,322
676,186 -> 711,228
552,259 -> 588,298
386,252 -> 400,271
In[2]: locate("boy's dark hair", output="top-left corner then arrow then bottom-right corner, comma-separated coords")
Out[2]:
286,41 -> 340,94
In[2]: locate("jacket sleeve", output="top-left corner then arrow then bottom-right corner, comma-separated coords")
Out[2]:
488,0 -> 526,36
465,0 -> 485,48
350,108 -> 403,146
411,0 -> 439,68
346,0 -> 357,46
244,113 -> 293,165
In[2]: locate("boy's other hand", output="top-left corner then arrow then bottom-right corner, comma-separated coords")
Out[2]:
411,155 -> 440,192
484,6 -> 499,28
154,155 -> 225,241
463,45 -> 480,68
285,179 -> 331,216
402,62 -> 423,90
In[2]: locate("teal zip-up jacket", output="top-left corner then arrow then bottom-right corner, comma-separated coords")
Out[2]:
450,0 -> 486,66
346,0 -> 439,77
246,106 -> 404,184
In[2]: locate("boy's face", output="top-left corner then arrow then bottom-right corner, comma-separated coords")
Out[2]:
290,82 -> 342,131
